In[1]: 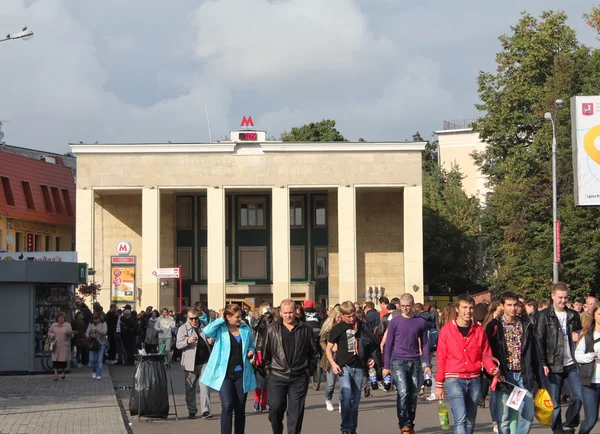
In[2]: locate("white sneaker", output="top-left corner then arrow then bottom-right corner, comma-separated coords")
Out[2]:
493,424 -> 498,433
92,373 -> 96,379
325,400 -> 334,411
77,363 -> 83,368
338,404 -> 341,413
426,392 -> 437,401
96,376 -> 102,380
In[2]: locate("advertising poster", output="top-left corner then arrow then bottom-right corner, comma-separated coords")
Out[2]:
111,265 -> 135,303
571,95 -> 600,205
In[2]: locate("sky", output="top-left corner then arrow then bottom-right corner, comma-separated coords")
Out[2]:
0,0 -> 596,153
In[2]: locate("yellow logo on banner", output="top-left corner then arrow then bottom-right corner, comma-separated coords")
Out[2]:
584,125 -> 600,165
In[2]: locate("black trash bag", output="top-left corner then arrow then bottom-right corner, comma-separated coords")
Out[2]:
129,355 -> 169,417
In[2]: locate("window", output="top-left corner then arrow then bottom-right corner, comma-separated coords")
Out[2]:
177,247 -> 192,279
239,197 -> 265,229
290,196 -> 304,228
239,246 -> 267,279
314,246 -> 328,279
55,237 -> 61,251
20,181 -> 35,210
50,187 -> 65,214
40,185 -> 54,213
61,189 -> 73,216
35,234 -> 41,252
177,197 -> 192,230
291,246 -> 305,279
314,196 -> 327,227
45,236 -> 52,252
0,229 -> 3,251
1,177 -> 15,206
16,232 -> 22,251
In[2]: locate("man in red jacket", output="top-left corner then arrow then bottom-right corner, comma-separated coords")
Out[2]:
435,294 -> 498,434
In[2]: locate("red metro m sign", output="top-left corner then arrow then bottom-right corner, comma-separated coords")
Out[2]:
241,116 -> 254,127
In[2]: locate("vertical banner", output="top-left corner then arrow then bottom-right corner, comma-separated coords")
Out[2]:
110,256 -> 136,305
571,95 -> 600,205
27,233 -> 34,252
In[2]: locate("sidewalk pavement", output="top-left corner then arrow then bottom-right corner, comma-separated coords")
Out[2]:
110,362 -> 552,434
0,367 -> 128,434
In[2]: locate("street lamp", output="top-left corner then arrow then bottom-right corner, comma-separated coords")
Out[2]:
544,99 -> 564,284
0,26 -> 34,43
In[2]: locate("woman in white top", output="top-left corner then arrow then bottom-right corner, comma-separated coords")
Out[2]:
575,302 -> 600,434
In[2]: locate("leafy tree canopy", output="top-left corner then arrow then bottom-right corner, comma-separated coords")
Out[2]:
280,119 -> 346,142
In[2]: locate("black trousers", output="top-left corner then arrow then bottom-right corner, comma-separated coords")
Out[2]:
107,332 -> 116,360
267,373 -> 309,434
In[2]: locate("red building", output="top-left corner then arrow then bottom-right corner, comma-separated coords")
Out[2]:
0,149 -> 76,253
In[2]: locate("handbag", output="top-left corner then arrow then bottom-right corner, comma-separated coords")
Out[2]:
44,336 -> 56,352
87,337 -> 101,351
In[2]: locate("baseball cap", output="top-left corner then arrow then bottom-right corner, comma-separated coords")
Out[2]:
304,300 -> 314,308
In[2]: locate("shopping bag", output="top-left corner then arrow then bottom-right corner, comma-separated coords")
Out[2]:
534,388 -> 553,426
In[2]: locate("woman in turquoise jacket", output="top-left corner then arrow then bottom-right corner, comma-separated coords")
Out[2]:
201,304 -> 256,434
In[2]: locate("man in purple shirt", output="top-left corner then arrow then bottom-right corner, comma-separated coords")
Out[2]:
382,293 -> 431,434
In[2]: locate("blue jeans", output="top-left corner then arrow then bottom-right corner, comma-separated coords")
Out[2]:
579,383 -> 600,434
494,371 -> 534,434
89,344 -> 105,377
325,367 -> 338,401
546,365 -> 583,433
391,359 -> 421,429
219,371 -> 247,434
339,366 -> 363,432
445,378 -> 480,434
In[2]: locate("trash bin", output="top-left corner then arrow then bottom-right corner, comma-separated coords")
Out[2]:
129,354 -> 169,417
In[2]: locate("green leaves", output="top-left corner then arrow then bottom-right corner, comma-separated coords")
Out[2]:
279,119 -> 346,142
476,9 -> 600,298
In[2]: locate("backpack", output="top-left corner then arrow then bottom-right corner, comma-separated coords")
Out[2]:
427,329 -> 439,351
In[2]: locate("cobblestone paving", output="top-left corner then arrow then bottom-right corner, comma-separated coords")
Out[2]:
0,368 -> 128,434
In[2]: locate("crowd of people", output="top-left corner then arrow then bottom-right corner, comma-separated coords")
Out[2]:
44,284 -> 600,434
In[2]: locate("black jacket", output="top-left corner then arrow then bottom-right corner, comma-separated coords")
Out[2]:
365,309 -> 380,332
536,306 -> 582,374
485,317 -> 540,392
354,320 -> 382,372
262,320 -> 319,378
105,311 -> 118,334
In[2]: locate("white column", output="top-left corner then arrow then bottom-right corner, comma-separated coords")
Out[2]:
337,186 -> 357,302
75,188 -> 95,268
142,188 -> 160,309
207,187 -> 226,310
403,186 -> 424,303
272,186 -> 291,304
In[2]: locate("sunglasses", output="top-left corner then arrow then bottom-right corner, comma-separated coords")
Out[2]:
188,317 -> 199,321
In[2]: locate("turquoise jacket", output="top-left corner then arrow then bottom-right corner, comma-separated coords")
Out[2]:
200,318 -> 257,393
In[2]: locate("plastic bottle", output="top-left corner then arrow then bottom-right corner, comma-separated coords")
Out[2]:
383,374 -> 392,392
424,372 -> 432,388
368,367 -> 379,389
438,400 -> 450,430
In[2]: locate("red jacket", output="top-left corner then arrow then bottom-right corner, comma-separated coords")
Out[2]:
435,320 -> 496,388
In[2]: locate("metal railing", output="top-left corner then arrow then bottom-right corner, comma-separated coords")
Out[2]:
442,119 -> 476,130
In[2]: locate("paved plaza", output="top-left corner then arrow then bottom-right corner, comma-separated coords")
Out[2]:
0,363 -> 558,434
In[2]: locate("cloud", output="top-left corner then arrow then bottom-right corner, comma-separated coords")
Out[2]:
0,0 -> 595,153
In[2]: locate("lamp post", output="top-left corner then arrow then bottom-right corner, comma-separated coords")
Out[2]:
0,27 -> 34,43
544,99 -> 564,284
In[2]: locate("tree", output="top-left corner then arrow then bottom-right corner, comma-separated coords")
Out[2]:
280,119 -> 346,142
419,132 -> 483,294
474,10 -> 600,298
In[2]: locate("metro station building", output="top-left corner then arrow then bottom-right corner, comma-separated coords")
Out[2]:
72,127 -> 425,311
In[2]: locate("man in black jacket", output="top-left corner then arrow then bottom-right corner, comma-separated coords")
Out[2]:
486,291 -> 540,434
536,282 -> 583,434
105,304 -> 118,364
262,299 -> 319,434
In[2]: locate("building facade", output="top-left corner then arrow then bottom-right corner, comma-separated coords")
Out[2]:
72,130 -> 425,311
0,150 -> 75,254
436,122 -> 490,204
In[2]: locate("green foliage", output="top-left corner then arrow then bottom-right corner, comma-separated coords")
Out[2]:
423,163 -> 483,293
475,10 -> 600,299
280,119 -> 346,142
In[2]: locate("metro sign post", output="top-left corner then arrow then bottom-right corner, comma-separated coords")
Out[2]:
153,266 -> 183,312
241,116 -> 254,128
